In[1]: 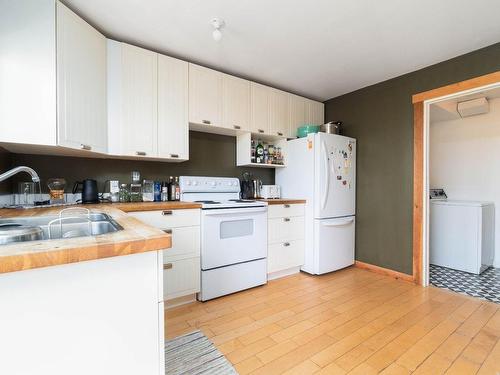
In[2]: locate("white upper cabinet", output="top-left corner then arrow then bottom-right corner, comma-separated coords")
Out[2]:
0,0 -> 107,151
288,94 -> 306,137
189,64 -> 222,127
108,41 -> 158,158
0,0 -> 57,146
158,55 -> 189,161
305,99 -> 325,126
57,2 -> 107,153
269,89 -> 289,138
250,83 -> 271,135
222,74 -> 250,131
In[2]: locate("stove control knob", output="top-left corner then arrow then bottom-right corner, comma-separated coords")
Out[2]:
193,181 -> 198,186
210,181 -> 216,187
186,180 -> 192,185
233,181 -> 238,186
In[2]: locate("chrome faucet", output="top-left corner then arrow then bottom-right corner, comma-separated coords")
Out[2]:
0,166 -> 40,183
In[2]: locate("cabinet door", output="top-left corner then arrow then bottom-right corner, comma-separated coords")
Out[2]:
120,44 -> 158,157
250,82 -> 270,135
163,257 -> 201,300
56,3 -> 107,153
158,55 -> 189,160
270,89 -> 289,137
0,0 -> 56,146
188,64 -> 222,127
288,94 -> 306,138
306,99 -> 325,126
222,74 -> 250,131
268,240 -> 305,274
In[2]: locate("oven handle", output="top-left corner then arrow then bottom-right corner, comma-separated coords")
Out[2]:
202,207 -> 268,216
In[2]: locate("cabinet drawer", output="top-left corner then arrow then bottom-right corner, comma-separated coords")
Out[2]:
163,226 -> 200,262
268,216 -> 305,244
129,209 -> 200,228
163,257 -> 200,301
268,204 -> 304,219
268,240 -> 305,274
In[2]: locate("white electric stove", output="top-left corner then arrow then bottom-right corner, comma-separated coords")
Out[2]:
179,176 -> 268,301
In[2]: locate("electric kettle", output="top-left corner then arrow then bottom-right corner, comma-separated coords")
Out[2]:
73,179 -> 99,204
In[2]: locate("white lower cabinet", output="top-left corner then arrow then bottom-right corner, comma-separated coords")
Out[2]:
267,203 -> 306,279
128,209 -> 201,302
163,257 -> 201,300
268,240 -> 305,274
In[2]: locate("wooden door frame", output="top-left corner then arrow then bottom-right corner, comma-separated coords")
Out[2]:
412,71 -> 500,285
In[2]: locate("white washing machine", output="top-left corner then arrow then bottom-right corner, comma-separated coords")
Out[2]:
430,199 -> 494,274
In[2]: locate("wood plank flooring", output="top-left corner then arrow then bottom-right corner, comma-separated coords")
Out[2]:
164,267 -> 500,374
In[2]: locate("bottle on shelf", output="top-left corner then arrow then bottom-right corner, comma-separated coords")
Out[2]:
255,139 -> 264,164
250,140 -> 256,163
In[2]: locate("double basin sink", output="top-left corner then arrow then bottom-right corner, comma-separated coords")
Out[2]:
0,212 -> 123,245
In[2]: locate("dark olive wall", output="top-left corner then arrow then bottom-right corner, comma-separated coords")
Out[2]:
1,131 -> 274,194
325,42 -> 500,275
0,149 -> 12,194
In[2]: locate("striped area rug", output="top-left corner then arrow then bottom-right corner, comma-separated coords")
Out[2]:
165,330 -> 238,374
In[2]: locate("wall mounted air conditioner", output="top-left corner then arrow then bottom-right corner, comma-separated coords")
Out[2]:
457,97 -> 489,118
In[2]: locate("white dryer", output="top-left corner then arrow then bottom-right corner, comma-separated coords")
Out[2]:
430,199 -> 494,274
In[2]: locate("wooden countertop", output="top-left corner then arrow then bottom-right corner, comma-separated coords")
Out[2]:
108,201 -> 202,212
0,204 -> 173,274
257,199 -> 306,205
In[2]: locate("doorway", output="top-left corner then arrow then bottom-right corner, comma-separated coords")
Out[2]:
414,72 -> 500,304
426,87 -> 500,303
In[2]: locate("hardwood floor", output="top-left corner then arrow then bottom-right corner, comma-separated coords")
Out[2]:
164,267 -> 500,374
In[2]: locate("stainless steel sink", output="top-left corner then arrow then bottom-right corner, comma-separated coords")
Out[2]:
0,212 -> 123,245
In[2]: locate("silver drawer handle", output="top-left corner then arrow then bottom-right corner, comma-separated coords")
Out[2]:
163,263 -> 173,270
202,120 -> 211,125
277,132 -> 283,136
283,217 -> 290,222
284,204 -> 290,208
162,210 -> 173,216
170,154 -> 179,158
283,242 -> 290,247
258,129 -> 264,133
80,144 -> 92,151
233,125 -> 241,130
163,229 -> 172,234
136,151 -> 146,156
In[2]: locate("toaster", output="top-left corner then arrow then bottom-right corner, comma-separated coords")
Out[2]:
261,185 -> 281,199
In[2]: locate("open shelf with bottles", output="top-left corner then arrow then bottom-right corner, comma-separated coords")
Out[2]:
236,132 -> 287,168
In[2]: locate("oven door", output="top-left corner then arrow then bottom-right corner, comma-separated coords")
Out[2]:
201,207 -> 268,270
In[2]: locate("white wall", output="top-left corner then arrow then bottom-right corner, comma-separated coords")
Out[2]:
430,97 -> 500,267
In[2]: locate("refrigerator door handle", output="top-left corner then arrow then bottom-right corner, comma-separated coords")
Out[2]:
321,140 -> 330,209
321,217 -> 354,227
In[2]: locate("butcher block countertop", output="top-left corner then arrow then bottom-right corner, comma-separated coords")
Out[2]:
257,199 -> 306,205
110,201 -> 202,212
0,204 -> 174,274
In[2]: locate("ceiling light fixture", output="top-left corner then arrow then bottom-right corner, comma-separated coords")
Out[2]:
211,18 -> 225,42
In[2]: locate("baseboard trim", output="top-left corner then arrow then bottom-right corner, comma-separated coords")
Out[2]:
165,294 -> 197,309
267,266 -> 301,281
354,261 -> 415,283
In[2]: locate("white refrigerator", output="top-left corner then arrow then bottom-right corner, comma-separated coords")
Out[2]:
276,132 -> 356,275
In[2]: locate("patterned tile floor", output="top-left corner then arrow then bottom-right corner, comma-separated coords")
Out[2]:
430,264 -> 500,303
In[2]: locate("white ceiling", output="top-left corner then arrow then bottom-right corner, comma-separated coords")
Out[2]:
64,0 -> 500,101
